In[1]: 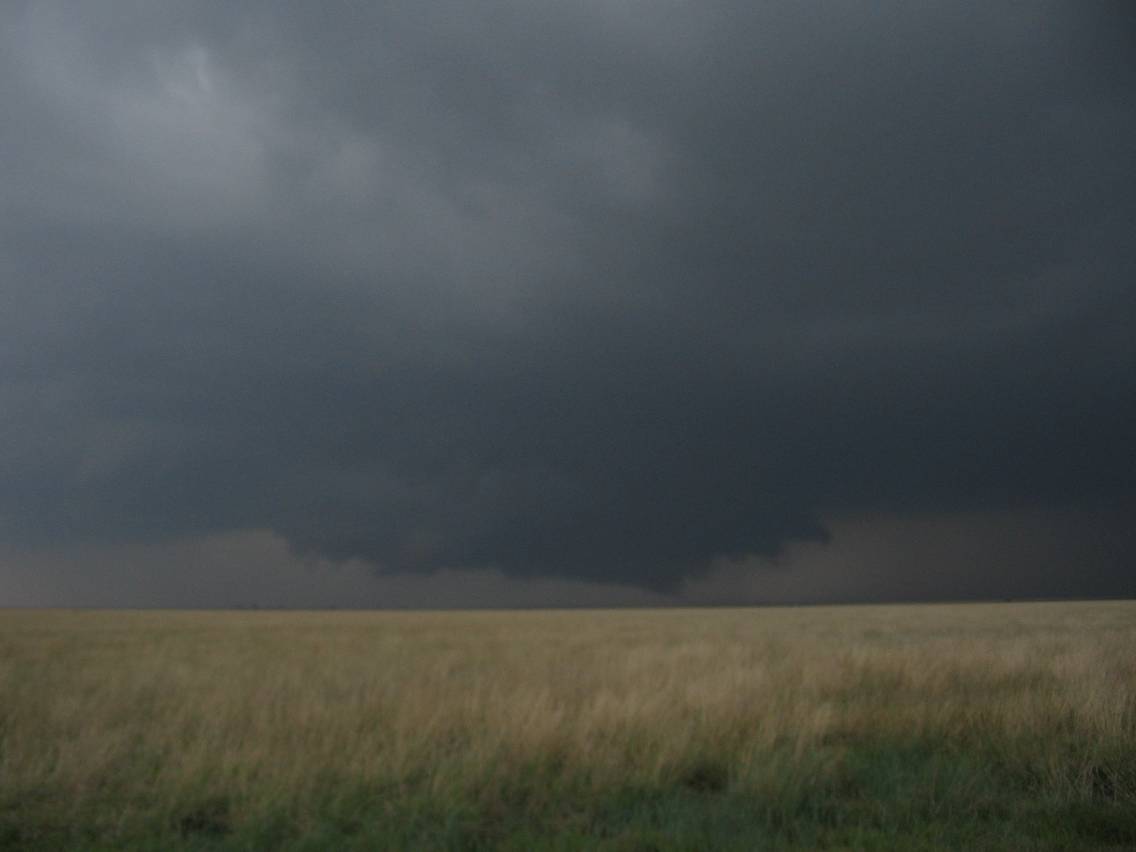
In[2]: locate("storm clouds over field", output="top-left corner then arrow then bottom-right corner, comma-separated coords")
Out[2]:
2,1 -> 1134,605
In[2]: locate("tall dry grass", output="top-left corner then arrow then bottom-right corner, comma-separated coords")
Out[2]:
1,601 -> 1134,847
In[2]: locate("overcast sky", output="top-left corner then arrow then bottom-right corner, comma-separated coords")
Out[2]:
2,1 -> 1134,607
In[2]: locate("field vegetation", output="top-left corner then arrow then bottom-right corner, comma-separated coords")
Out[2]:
1,601 -> 1134,849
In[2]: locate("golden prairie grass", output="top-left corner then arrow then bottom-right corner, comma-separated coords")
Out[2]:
1,601 -> 1134,848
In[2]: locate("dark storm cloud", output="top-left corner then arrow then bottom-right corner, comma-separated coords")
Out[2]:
1,1 -> 1133,592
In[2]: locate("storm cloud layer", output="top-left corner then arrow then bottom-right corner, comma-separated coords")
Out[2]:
2,1 -> 1134,594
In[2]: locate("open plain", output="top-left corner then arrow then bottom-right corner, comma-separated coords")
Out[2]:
1,601 -> 1134,849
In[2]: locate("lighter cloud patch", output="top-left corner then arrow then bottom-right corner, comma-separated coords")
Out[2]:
15,8 -> 272,229
107,42 -> 269,217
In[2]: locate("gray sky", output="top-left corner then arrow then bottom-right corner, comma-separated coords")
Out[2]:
2,1 -> 1134,606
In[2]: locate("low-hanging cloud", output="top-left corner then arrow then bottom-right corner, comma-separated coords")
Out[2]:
1,0 -> 1134,593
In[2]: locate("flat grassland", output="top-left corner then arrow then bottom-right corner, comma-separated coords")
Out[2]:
1,602 -> 1134,850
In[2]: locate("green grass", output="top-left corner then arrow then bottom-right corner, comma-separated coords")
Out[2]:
1,602 -> 1134,849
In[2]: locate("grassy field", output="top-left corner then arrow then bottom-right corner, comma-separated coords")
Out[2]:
1,602 -> 1134,850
